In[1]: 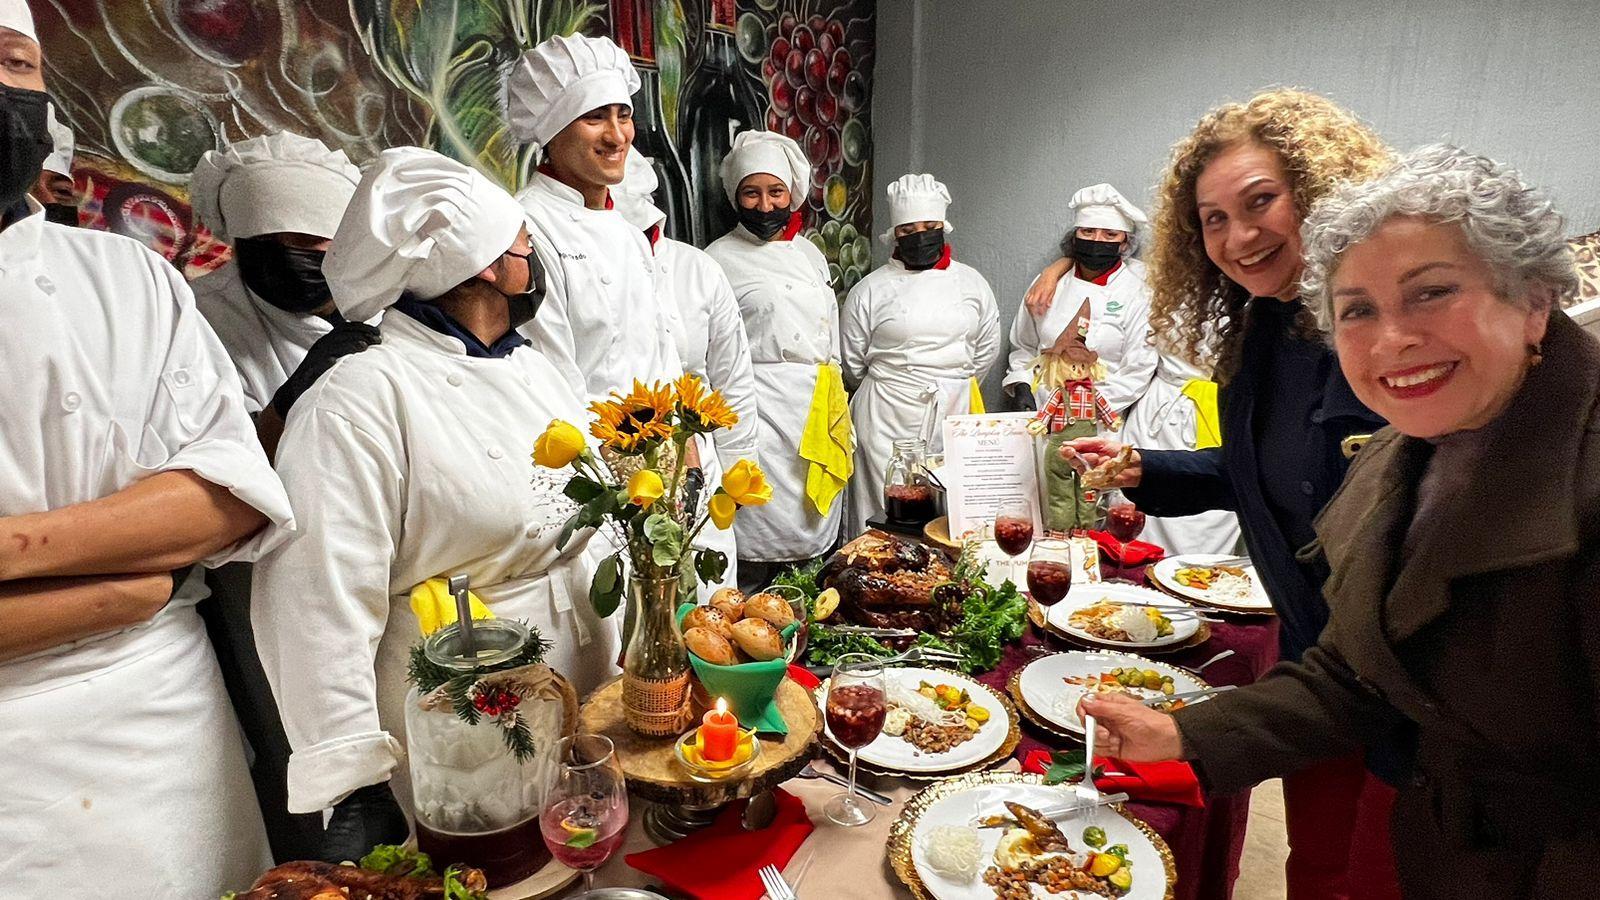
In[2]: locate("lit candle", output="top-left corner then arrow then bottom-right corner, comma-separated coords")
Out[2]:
700,698 -> 738,762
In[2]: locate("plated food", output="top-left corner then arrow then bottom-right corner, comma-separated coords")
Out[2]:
821,667 -> 1013,774
1045,584 -> 1200,650
1016,651 -> 1208,736
683,588 -> 797,665
899,776 -> 1174,900
1148,555 -> 1273,614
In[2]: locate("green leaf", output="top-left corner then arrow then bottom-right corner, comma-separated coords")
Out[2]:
442,863 -> 490,900
563,476 -> 607,503
564,828 -> 599,849
644,513 -> 685,568
358,843 -> 435,877
694,549 -> 729,585
1043,749 -> 1088,786
590,554 -> 623,617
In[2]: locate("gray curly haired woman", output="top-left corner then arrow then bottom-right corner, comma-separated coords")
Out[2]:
1083,145 -> 1599,899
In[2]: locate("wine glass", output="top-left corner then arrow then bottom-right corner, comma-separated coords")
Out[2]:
1099,488 -> 1147,560
765,583 -> 809,661
539,734 -> 628,896
990,498 -> 1034,586
1027,538 -> 1076,608
823,653 -> 888,827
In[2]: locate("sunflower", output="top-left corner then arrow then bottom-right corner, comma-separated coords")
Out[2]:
589,380 -> 675,453
673,373 -> 739,433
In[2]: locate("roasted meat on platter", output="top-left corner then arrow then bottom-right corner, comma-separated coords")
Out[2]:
234,860 -> 486,900
817,530 -> 961,636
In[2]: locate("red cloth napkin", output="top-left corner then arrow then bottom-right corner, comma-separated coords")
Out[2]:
625,788 -> 814,900
786,663 -> 821,690
1088,530 -> 1166,567
1022,749 -> 1204,808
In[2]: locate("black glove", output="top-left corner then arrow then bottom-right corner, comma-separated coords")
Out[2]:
319,781 -> 409,864
271,321 -> 383,418
1004,383 -> 1037,412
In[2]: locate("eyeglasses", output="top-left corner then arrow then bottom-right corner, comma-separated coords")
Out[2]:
503,246 -> 546,294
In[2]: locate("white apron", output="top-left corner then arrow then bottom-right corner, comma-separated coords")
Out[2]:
1120,354 -> 1243,557
706,225 -> 843,562
253,313 -> 620,815
193,261 -> 381,414
515,171 -> 682,403
0,203 -> 294,897
1004,260 -> 1158,415
841,258 -> 1000,535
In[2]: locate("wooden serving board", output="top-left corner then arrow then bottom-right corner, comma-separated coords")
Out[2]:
577,676 -> 821,806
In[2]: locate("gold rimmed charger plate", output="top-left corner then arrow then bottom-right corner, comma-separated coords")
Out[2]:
1007,651 -> 1212,743
815,674 -> 1021,781
1145,570 -> 1278,617
886,771 -> 1178,900
1028,598 -> 1213,656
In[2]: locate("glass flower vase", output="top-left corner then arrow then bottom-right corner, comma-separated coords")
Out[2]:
621,573 -> 694,737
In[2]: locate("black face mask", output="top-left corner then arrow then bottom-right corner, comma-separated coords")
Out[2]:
896,226 -> 945,270
233,236 -> 333,314
44,203 -> 78,226
736,204 -> 791,241
501,247 -> 547,328
0,85 -> 53,210
1069,234 -> 1124,274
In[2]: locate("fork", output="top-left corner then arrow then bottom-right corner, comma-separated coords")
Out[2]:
1077,712 -> 1102,818
759,863 -> 797,900
884,646 -> 963,666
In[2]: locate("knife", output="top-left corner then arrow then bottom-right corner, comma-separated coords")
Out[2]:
823,624 -> 919,639
968,792 -> 1132,826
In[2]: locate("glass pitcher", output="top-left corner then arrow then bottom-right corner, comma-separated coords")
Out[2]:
882,438 -> 940,526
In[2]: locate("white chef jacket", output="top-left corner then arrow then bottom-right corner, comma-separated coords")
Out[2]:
705,225 -> 842,562
1005,260 -> 1157,415
841,257 -> 1000,536
193,260 -> 379,413
0,202 -> 295,897
515,171 -> 682,401
253,311 -> 620,816
1121,351 -> 1243,557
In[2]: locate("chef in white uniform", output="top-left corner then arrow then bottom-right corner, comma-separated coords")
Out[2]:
1004,183 -> 1156,421
505,32 -> 681,401
252,147 -> 619,862
189,132 -> 370,457
842,174 -> 1000,535
614,147 -> 755,594
32,107 -> 74,225
706,130 -> 848,590
0,4 -> 295,894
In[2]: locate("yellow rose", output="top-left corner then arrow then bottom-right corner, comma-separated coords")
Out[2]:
720,459 -> 773,506
533,420 -> 586,468
627,469 -> 666,507
708,492 -> 738,529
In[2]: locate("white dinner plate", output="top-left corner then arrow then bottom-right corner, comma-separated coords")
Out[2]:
821,667 -> 1010,774
1017,650 -> 1208,735
1045,582 -> 1201,649
909,781 -> 1171,900
1149,554 -> 1274,613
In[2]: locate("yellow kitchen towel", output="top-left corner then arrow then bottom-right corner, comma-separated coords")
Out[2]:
1181,378 -> 1222,449
969,378 -> 987,415
799,362 -> 854,516
409,577 -> 494,637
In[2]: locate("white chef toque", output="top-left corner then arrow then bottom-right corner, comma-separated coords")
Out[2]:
1069,183 -> 1148,235
880,172 -> 953,242
190,132 -> 360,244
718,130 -> 808,211
506,33 -> 641,147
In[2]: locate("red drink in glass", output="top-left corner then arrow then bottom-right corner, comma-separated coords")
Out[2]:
825,683 -> 887,749
540,797 -> 627,872
994,516 -> 1034,556
1027,560 -> 1074,606
1107,503 -> 1146,543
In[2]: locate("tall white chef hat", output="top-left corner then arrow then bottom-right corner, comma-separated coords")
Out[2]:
0,0 -> 37,43
614,146 -> 666,232
324,147 -> 526,323
1069,183 -> 1148,235
718,130 -> 808,211
506,33 -> 641,146
41,110 -> 72,176
190,132 -> 360,244
880,173 -> 953,242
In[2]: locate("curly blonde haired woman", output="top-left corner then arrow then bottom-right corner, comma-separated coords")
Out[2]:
1066,89 -> 1400,900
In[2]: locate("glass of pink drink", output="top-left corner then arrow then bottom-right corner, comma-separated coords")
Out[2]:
539,734 -> 628,896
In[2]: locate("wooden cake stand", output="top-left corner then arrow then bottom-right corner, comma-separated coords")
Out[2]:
578,676 -> 822,843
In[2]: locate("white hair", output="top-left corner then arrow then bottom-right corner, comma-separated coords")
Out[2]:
1300,144 -> 1578,332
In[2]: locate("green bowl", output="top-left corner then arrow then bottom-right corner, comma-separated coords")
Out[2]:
676,603 -> 797,734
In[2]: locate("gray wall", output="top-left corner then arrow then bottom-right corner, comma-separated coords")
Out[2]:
872,0 -> 1600,397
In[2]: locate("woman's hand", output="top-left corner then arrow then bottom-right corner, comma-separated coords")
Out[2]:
1080,692 -> 1185,761
1061,437 -> 1142,488
1024,257 -> 1073,316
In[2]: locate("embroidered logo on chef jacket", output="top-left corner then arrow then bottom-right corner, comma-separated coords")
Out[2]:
1105,300 -> 1124,315
559,251 -> 588,261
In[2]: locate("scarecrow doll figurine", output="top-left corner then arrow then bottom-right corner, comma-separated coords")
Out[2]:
1027,300 -> 1121,531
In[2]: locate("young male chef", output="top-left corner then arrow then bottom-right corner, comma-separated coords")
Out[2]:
0,2 -> 294,894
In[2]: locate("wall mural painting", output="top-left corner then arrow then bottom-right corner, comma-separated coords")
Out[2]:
32,0 -> 875,293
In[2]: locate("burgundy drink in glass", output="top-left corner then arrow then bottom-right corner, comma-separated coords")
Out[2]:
1027,538 -> 1075,607
823,653 -> 887,826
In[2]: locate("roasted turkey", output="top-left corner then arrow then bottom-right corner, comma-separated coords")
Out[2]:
817,530 -> 961,635
234,860 -> 487,900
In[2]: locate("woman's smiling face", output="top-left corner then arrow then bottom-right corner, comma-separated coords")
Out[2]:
1195,141 -> 1304,301
1329,216 -> 1550,439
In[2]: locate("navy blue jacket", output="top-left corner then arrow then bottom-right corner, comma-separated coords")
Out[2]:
1127,298 -> 1387,663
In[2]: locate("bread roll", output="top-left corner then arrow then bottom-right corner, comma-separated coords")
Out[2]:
742,592 -> 796,628
684,627 -> 737,666
682,605 -> 734,640
709,587 -> 746,621
729,617 -> 785,662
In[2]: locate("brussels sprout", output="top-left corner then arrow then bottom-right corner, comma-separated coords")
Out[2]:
1081,825 -> 1107,848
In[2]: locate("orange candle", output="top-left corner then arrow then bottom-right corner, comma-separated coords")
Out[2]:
700,698 -> 738,762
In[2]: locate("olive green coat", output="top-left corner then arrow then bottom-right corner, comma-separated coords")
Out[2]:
1174,312 -> 1600,899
